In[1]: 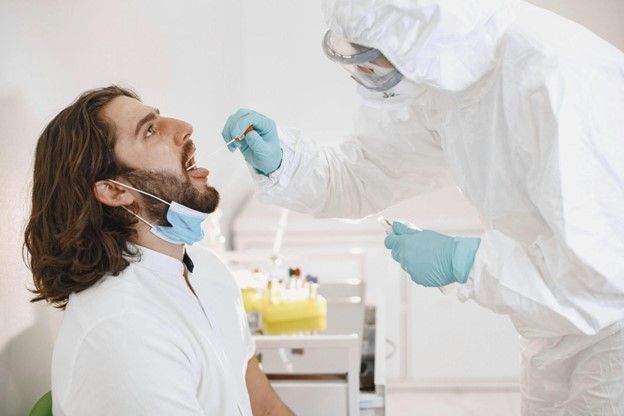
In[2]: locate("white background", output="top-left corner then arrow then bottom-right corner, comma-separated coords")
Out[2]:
1,1 -> 623,415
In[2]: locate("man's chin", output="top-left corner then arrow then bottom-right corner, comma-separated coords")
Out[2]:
188,176 -> 209,191
193,186 -> 220,214
122,168 -> 219,216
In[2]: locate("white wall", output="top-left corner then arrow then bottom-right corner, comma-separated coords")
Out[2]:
530,0 -> 624,51
1,0 -> 622,414
0,1 -> 246,414
238,1 -> 359,131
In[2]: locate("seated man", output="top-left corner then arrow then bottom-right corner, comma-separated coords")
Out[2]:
24,85 -> 293,416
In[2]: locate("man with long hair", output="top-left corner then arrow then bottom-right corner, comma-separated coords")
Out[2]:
24,86 -> 292,415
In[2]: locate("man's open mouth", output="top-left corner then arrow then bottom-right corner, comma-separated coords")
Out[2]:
184,152 -> 209,180
183,142 -> 209,179
185,153 -> 197,171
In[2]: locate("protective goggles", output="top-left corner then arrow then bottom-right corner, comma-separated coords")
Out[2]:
322,30 -> 403,92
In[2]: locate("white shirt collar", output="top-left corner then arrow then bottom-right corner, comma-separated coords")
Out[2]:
132,244 -> 186,277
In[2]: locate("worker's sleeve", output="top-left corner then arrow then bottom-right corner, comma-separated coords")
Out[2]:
249,102 -> 454,219
59,313 -> 205,416
458,65 -> 624,339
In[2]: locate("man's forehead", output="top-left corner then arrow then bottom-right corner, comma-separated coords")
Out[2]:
101,95 -> 152,132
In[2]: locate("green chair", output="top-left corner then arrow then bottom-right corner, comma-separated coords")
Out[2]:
29,391 -> 52,416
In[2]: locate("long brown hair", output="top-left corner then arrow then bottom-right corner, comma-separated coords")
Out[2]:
24,85 -> 140,308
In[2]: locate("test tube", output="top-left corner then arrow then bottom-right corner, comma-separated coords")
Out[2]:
266,280 -> 273,303
225,125 -> 255,147
307,276 -> 319,299
309,283 -> 318,299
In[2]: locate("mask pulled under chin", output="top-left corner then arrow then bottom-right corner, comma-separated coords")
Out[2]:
148,201 -> 210,245
108,179 -> 210,246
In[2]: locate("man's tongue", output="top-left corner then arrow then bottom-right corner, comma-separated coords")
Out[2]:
188,167 -> 209,179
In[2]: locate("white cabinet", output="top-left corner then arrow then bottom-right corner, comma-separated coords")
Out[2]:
254,335 -> 361,416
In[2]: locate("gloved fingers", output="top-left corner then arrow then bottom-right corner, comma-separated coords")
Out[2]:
242,131 -> 265,153
221,109 -> 252,151
392,221 -> 418,236
391,249 -> 401,263
239,137 -> 258,166
222,109 -> 251,133
238,140 -> 250,155
222,108 -> 268,148
230,111 -> 275,141
394,255 -> 413,274
221,115 -> 239,151
227,112 -> 255,143
400,263 -> 412,277
384,234 -> 400,250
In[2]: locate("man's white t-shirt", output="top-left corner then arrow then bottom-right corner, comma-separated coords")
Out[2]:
51,245 -> 255,415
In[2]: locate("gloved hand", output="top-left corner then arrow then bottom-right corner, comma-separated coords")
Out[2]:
384,222 -> 480,287
221,109 -> 283,176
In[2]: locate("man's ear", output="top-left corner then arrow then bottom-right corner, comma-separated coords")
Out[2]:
93,180 -> 134,208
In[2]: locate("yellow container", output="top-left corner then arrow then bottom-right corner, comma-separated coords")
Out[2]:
241,288 -> 259,312
262,297 -> 327,335
241,288 -> 327,335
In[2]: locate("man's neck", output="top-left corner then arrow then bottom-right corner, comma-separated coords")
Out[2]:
133,221 -> 185,261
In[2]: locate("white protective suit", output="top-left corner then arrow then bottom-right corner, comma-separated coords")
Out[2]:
249,0 -> 624,414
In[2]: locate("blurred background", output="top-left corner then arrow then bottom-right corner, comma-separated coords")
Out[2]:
1,1 -> 622,415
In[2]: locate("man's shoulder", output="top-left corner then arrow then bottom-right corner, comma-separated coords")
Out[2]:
63,262 -> 158,327
54,269 -> 172,365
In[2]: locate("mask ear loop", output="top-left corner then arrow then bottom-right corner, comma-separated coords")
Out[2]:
108,179 -> 171,206
121,206 -> 155,228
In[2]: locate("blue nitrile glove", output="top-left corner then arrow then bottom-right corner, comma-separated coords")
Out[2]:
384,222 -> 480,287
221,109 -> 283,176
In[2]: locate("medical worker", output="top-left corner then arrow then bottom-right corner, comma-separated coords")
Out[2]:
222,0 -> 624,414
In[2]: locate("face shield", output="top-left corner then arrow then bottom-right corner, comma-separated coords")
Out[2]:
322,30 -> 403,92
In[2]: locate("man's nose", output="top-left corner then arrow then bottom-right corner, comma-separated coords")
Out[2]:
167,118 -> 193,146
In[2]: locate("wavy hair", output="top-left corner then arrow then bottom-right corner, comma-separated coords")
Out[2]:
24,85 -> 141,308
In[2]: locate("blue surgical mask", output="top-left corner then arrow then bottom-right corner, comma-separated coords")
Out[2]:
108,179 -> 209,245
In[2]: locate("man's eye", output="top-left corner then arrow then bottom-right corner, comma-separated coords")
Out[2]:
146,125 -> 155,138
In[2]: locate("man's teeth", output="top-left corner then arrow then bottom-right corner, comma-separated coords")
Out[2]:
186,153 -> 197,171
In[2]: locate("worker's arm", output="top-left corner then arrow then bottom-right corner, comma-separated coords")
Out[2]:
245,357 -> 294,416
223,104 -> 453,219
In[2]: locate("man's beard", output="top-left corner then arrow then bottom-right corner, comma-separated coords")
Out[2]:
123,169 -> 220,226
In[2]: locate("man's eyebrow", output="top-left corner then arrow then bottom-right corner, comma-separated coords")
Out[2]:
134,108 -> 160,137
